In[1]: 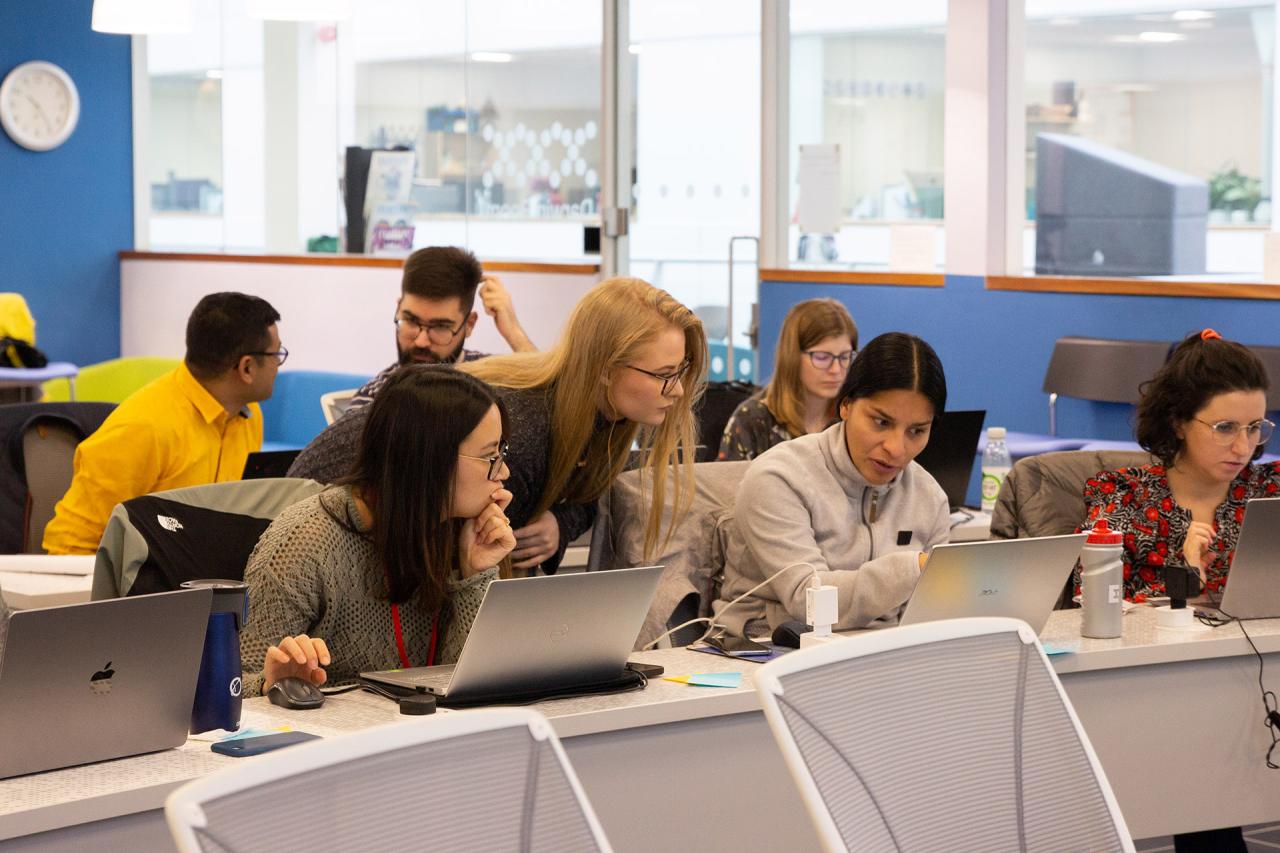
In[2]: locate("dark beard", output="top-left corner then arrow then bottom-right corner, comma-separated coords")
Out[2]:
397,341 -> 464,367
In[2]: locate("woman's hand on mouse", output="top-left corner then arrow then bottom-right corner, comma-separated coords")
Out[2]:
460,488 -> 516,577
263,634 -> 330,692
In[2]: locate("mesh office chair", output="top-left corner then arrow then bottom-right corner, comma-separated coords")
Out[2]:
165,708 -> 613,853
753,618 -> 1133,853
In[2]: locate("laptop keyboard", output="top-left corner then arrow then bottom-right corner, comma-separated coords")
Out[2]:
401,665 -> 455,689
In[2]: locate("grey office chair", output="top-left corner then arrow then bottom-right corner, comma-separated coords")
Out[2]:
166,708 -> 612,853
1245,344 -> 1280,412
20,419 -> 81,553
1041,336 -> 1170,435
754,618 -> 1134,853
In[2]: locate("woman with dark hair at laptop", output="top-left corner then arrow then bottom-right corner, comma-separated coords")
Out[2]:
1078,330 -> 1278,607
237,366 -> 517,697
1079,333 -> 1277,853
718,298 -> 857,461
714,332 -> 951,637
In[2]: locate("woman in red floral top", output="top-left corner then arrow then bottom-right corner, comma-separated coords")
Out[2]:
1081,330 -> 1279,605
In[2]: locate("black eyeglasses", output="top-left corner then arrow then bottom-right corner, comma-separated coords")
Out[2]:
395,315 -> 466,346
247,346 -> 289,366
803,349 -> 855,370
459,442 -> 509,481
626,359 -> 692,396
1194,417 -> 1275,446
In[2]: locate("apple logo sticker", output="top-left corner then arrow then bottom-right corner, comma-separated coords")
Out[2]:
90,661 -> 115,695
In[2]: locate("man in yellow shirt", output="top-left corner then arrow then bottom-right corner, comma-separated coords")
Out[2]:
43,293 -> 284,555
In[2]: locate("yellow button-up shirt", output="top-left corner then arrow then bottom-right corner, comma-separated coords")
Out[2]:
43,364 -> 263,555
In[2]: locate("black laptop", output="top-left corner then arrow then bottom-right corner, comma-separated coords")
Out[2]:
242,449 -> 301,480
914,410 -> 986,511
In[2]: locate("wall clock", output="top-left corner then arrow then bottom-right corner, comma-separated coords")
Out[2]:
0,61 -> 80,152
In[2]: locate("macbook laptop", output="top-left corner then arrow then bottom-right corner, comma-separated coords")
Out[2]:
0,587 -> 212,779
914,409 -> 986,511
361,565 -> 664,700
1214,497 -> 1280,619
900,533 -> 1087,634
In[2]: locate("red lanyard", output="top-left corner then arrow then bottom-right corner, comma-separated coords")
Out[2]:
390,603 -> 440,668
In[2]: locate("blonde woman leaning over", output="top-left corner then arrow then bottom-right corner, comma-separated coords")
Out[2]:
463,277 -> 706,571
288,278 -> 706,574
718,298 -> 857,461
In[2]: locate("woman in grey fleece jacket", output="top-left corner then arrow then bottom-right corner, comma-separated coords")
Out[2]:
716,333 -> 951,636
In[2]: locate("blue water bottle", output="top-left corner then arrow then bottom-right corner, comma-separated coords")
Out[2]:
182,579 -> 249,734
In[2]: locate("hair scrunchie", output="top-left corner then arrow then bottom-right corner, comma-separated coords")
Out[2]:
1200,328 -> 1222,341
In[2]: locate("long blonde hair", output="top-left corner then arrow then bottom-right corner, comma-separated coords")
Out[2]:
463,277 -> 706,559
763,298 -> 858,438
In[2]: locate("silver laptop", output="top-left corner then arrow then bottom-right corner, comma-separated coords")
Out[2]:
1216,497 -> 1280,619
900,534 -> 1087,634
0,587 -> 212,779
362,565 -> 664,699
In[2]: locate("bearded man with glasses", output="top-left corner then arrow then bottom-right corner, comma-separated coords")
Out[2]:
346,246 -> 536,411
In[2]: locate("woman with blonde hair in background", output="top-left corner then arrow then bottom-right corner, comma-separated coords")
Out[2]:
289,277 -> 706,573
719,298 -> 857,460
463,277 -> 706,571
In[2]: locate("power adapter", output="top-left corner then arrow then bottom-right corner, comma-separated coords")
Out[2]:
801,580 -> 842,649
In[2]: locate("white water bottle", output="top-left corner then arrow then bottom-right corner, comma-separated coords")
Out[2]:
980,427 -> 1011,512
1080,519 -> 1124,639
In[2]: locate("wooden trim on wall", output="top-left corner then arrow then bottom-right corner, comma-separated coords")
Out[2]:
986,275 -> 1280,301
759,268 -> 945,287
119,251 -> 601,276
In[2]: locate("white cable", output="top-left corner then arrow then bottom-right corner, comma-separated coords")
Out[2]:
642,561 -> 818,650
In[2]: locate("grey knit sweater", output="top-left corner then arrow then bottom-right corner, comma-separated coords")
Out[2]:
239,486 -> 497,697
287,385 -> 595,572
714,421 -> 951,636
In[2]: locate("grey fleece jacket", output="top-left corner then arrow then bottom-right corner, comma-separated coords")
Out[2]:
715,421 -> 950,636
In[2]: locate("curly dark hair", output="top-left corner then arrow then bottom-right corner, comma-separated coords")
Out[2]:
1135,332 -> 1269,465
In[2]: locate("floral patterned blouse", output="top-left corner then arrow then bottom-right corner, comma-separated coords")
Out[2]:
1078,462 -> 1280,602
717,395 -> 794,461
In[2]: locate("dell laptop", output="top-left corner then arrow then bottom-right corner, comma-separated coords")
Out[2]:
0,587 -> 212,779
900,534 -> 1087,634
913,410 -> 986,511
1213,497 -> 1280,619
361,565 -> 664,701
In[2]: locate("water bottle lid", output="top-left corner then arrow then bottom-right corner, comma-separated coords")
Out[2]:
986,427 -> 1006,440
1086,519 -> 1123,544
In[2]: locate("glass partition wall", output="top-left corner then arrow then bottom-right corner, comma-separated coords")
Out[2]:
1022,2 -> 1275,279
136,2 -> 1280,286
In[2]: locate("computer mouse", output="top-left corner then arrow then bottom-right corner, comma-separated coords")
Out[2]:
267,677 -> 326,710
771,620 -> 813,649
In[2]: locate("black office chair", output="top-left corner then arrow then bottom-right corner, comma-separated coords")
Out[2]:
692,380 -> 758,461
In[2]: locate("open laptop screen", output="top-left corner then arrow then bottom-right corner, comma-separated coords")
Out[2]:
914,410 -> 986,510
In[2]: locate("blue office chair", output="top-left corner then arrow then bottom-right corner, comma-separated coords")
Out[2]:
257,370 -> 369,451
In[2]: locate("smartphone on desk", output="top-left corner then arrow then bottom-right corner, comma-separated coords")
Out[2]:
704,635 -> 772,657
211,730 -> 320,757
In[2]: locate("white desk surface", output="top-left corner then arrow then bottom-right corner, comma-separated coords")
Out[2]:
0,647 -> 758,841
5,606 -> 1280,845
949,508 -> 992,543
0,571 -> 92,610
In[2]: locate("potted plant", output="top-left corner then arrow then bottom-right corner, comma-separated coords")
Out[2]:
1209,164 -> 1263,222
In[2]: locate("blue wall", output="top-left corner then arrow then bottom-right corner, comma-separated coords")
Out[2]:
759,275 -> 1278,442
0,0 -> 131,365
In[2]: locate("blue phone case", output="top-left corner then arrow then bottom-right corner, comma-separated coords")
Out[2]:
211,730 -> 321,757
